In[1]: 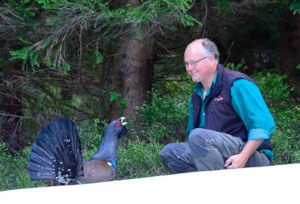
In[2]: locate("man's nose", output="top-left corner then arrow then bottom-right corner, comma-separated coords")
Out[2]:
186,64 -> 193,71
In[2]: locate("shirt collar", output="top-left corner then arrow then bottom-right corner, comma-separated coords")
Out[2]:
194,72 -> 218,95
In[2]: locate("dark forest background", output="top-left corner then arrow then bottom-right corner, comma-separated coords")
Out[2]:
0,0 -> 299,191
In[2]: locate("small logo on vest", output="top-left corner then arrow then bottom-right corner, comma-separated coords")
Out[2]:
215,94 -> 224,101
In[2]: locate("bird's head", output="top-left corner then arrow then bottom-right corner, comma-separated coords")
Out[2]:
90,117 -> 128,162
107,117 -> 128,139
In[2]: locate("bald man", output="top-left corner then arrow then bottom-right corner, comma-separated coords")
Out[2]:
160,38 -> 275,173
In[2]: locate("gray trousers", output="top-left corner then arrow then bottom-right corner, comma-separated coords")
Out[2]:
160,128 -> 270,174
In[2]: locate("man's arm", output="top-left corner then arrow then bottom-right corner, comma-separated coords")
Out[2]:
225,79 -> 275,169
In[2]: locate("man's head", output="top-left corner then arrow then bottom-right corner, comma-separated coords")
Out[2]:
184,38 -> 219,85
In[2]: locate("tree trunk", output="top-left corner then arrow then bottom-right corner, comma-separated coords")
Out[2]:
108,24 -> 154,123
105,0 -> 155,123
280,13 -> 300,99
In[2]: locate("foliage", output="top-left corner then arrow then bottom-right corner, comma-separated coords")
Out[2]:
290,0 -> 300,14
252,68 -> 294,107
117,138 -> 168,179
0,143 -> 46,191
134,89 -> 189,144
216,0 -> 232,12
270,105 -> 300,164
4,0 -> 201,72
10,48 -> 39,71
0,0 -> 204,133
225,58 -> 248,73
110,92 -> 127,110
77,118 -> 108,160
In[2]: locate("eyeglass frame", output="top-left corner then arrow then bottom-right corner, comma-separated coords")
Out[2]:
184,56 -> 208,67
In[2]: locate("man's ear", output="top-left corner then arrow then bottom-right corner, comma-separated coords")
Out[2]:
209,55 -> 216,65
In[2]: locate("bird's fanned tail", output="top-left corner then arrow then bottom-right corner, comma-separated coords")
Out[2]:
28,118 -> 84,184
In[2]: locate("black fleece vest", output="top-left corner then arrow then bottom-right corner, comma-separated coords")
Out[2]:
192,64 -> 272,150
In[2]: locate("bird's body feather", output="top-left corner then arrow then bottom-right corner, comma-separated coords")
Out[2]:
74,160 -> 115,184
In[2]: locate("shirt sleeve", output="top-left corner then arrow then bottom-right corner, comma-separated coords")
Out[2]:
186,97 -> 194,140
231,79 -> 275,141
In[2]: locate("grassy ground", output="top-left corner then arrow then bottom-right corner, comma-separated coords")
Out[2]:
1,67 -> 299,191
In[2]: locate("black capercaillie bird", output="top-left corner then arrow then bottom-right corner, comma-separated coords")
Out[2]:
28,117 -> 127,185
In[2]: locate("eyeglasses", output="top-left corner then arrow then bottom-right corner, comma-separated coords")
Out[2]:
184,57 -> 207,67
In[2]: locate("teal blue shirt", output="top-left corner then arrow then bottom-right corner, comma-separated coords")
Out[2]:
187,77 -> 275,160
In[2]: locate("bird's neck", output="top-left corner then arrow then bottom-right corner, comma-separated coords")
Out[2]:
90,133 -> 118,162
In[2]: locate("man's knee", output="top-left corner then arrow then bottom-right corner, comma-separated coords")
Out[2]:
160,143 -> 179,173
189,128 -> 216,142
160,143 -> 197,173
188,128 -> 218,157
160,143 -> 175,165
159,145 -> 170,164
160,143 -> 172,157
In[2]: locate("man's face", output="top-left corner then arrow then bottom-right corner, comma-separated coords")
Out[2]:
184,44 -> 212,83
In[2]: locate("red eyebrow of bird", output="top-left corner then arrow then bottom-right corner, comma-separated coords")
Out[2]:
115,121 -> 120,127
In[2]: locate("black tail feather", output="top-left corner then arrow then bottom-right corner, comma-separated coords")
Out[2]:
29,118 -> 84,184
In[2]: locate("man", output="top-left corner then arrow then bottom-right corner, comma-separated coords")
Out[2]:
160,38 -> 275,173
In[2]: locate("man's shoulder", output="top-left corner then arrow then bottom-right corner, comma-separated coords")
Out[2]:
223,67 -> 249,78
222,68 -> 256,86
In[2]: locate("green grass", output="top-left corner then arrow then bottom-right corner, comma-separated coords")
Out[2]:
0,144 -> 46,191
117,138 -> 168,179
1,66 -> 299,191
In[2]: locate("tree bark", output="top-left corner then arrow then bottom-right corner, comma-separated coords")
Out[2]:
280,13 -> 300,99
106,0 -> 155,123
108,24 -> 154,122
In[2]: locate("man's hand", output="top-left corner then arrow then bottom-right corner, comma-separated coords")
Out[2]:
224,154 -> 247,169
224,139 -> 264,169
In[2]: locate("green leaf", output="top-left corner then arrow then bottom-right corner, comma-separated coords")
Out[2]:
119,97 -> 127,110
110,92 -> 121,102
94,17 -> 100,29
44,57 -> 52,66
41,38 -> 51,49
9,47 -> 40,71
216,0 -> 232,12
94,50 -> 103,64
290,0 -> 300,15
85,1 -> 95,10
62,61 -> 70,73
29,50 -> 39,71
135,29 -> 142,40
19,37 -> 32,45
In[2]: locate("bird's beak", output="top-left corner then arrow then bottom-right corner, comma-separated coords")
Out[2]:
120,117 -> 127,126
